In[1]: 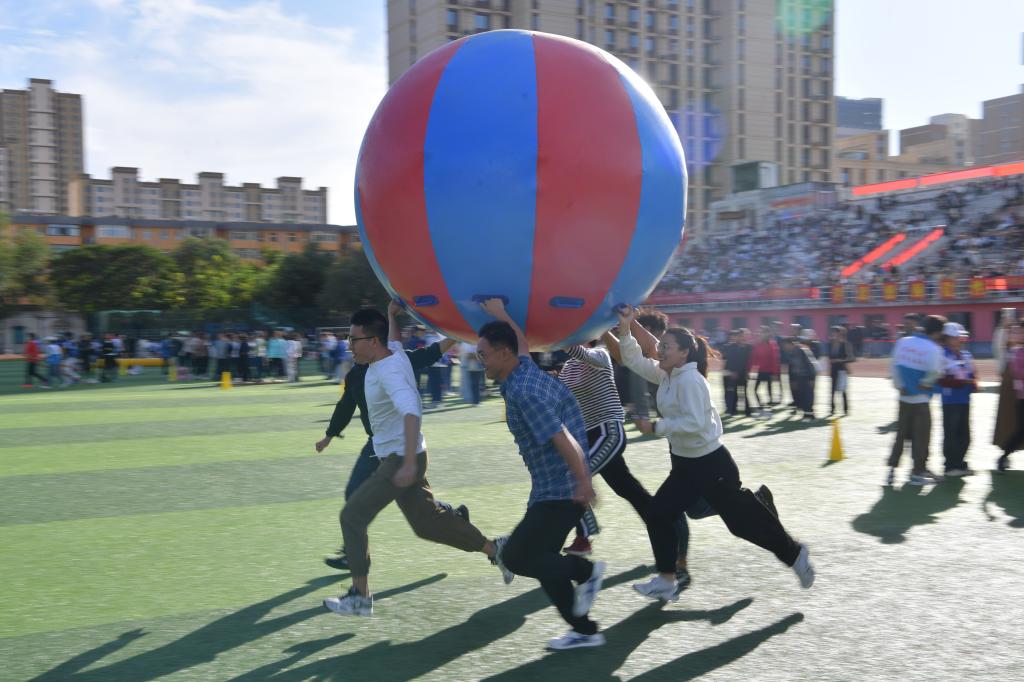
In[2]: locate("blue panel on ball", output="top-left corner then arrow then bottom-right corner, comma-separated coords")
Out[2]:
423,30 -> 538,338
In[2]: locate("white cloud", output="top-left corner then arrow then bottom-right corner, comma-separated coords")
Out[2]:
57,0 -> 386,224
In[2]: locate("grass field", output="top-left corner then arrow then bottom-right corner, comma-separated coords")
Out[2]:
1,361 -> 1022,681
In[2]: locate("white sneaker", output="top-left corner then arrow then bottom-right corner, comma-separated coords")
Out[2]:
546,629 -> 606,650
945,468 -> 974,477
632,575 -> 679,603
908,473 -> 938,486
572,560 -> 605,617
323,587 -> 373,616
491,535 -> 515,585
792,544 -> 815,589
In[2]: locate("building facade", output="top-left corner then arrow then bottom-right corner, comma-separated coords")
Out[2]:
835,96 -> 882,138
974,87 -> 1024,166
68,168 -> 328,224
0,78 -> 84,215
387,0 -> 836,238
6,214 -> 359,261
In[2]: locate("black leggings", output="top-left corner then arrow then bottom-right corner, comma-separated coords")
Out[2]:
646,446 -> 800,574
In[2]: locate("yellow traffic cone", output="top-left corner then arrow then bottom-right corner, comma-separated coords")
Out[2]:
119,360 -> 127,376
339,380 -> 345,396
221,371 -> 232,390
829,418 -> 844,462
168,362 -> 177,382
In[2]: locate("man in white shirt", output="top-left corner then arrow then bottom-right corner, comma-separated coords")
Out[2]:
323,306 -> 508,617
887,314 -> 946,486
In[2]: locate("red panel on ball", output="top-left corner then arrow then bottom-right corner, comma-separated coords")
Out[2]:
355,40 -> 477,339
525,33 -> 643,346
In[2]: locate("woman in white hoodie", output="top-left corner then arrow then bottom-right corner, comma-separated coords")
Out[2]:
615,306 -> 815,602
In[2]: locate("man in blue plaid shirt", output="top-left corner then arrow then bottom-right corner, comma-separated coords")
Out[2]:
477,299 -> 607,651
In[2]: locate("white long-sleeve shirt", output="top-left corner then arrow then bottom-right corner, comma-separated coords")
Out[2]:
618,331 -> 723,458
365,340 -> 426,458
890,334 -> 943,404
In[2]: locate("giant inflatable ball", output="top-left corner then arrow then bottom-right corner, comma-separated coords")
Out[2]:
354,30 -> 686,348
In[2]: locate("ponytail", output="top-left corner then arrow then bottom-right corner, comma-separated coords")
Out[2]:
665,327 -> 720,378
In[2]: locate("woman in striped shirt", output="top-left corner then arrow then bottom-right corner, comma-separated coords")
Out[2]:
557,341 -> 655,558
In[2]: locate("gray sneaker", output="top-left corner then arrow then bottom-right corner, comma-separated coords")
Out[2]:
572,561 -> 605,617
323,587 -> 373,616
792,544 -> 815,589
633,575 -> 679,603
491,535 -> 515,585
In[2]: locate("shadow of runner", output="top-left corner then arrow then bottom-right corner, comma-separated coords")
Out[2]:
741,416 -> 829,439
851,480 -> 965,543
983,470 -> 1024,528
231,565 -> 653,681
631,612 -> 804,681
31,573 -> 445,682
484,598 -> 754,681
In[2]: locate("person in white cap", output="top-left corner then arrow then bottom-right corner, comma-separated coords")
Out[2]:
937,322 -> 976,477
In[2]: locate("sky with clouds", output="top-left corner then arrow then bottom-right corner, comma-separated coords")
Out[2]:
1,0 -> 1022,225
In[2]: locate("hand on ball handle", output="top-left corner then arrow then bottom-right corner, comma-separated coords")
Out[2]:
616,304 -> 637,333
480,297 -> 510,321
388,299 -> 405,318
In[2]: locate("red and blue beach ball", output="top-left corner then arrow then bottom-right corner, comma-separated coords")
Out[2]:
355,30 -> 687,348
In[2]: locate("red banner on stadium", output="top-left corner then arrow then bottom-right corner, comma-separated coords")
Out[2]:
909,280 -> 926,301
940,279 -> 957,298
856,284 -> 871,302
882,282 -> 898,301
969,277 -> 986,298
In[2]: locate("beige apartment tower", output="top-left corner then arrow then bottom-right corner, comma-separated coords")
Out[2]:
0,78 -> 84,215
387,0 -> 835,237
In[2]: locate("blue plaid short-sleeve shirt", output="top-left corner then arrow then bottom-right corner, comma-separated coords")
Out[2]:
501,356 -> 588,506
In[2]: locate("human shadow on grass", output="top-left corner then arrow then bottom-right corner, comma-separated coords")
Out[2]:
852,479 -> 965,543
983,470 -> 1024,528
31,573 -> 446,682
484,598 -> 755,681
740,414 -> 828,439
875,420 -> 899,435
225,565 -> 653,681
630,612 -> 804,681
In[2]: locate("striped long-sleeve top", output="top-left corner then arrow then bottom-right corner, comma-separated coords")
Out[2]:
558,345 -> 625,429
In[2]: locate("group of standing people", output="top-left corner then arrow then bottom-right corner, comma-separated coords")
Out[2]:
21,331 -> 124,388
180,330 -> 305,383
314,300 -> 814,651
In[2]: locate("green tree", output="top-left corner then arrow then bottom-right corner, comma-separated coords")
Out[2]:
316,247 -> 390,320
171,238 -> 244,311
49,244 -> 182,314
261,243 -> 335,326
0,218 -> 51,317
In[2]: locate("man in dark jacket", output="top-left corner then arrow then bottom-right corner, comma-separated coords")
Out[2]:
722,329 -> 753,416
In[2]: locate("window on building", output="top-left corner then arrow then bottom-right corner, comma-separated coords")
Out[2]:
446,9 -> 458,30
97,225 -> 131,239
605,3 -> 614,20
474,13 -> 490,30
531,13 -> 539,29
630,32 -> 639,49
606,29 -> 616,48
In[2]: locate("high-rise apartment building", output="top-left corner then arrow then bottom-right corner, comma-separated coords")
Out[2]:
974,86 -> 1024,166
387,0 -> 836,237
0,78 -> 84,215
68,168 -> 328,224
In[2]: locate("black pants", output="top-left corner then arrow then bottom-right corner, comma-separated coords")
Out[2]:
725,374 -> 751,414
269,357 -> 285,378
502,500 -> 596,635
24,361 -> 46,384
753,372 -> 774,408
829,365 -> 849,414
793,375 -> 814,415
237,356 -> 250,382
941,403 -> 970,471
645,446 -> 800,574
